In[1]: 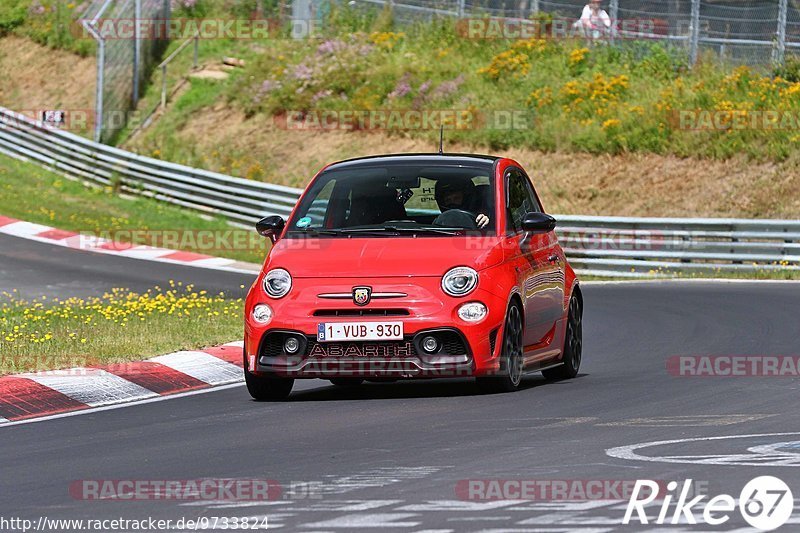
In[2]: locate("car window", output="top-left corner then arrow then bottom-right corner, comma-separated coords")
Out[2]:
287,164 -> 496,235
506,168 -> 541,232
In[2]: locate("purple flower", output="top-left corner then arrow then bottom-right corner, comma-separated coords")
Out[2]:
317,40 -> 344,55
312,89 -> 332,103
292,64 -> 313,81
431,75 -> 465,100
260,79 -> 280,93
388,75 -> 412,99
418,81 -> 431,94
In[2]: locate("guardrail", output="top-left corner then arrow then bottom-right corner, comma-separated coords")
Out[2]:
1,106 -> 798,278
0,107 -> 300,224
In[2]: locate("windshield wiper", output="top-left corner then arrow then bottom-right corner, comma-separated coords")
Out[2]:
294,226 -> 466,237
297,227 -> 346,236
384,225 -> 465,236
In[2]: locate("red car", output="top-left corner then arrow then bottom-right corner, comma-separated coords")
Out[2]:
243,154 -> 582,400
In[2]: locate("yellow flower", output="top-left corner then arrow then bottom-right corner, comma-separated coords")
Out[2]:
568,47 -> 589,67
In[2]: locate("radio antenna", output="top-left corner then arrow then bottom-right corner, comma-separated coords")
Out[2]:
438,125 -> 444,155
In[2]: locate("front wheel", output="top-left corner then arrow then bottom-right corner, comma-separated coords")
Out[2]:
543,294 -> 582,381
244,351 -> 294,400
476,302 -> 524,393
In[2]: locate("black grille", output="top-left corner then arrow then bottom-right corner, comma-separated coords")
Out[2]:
489,328 -> 499,355
261,330 -> 469,359
313,309 -> 409,317
437,330 -> 468,355
260,331 -> 306,358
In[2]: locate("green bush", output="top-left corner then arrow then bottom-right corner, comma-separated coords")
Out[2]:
0,0 -> 26,36
775,55 -> 800,83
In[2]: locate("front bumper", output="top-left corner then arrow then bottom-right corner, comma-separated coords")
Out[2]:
244,277 -> 508,379
255,329 -> 476,378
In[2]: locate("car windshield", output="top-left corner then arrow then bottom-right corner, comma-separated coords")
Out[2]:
287,164 -> 496,236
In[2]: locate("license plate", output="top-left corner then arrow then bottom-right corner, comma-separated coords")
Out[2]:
317,321 -> 403,342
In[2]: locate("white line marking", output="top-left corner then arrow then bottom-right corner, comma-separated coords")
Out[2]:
582,278 -> 800,285
0,221 -> 53,237
0,383 -> 245,428
224,340 -> 245,348
116,246 -> 176,260
606,432 -> 800,466
300,513 -> 421,528
25,369 -> 158,406
150,351 -> 243,385
397,501 -> 519,512
0,224 -> 261,274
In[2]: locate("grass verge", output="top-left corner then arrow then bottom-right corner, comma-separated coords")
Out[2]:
0,282 -> 242,374
0,152 -> 268,264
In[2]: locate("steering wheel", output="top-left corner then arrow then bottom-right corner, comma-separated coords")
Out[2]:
433,209 -> 478,230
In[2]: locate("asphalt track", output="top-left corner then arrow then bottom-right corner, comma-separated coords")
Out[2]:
0,233 -> 254,299
2,232 -> 800,531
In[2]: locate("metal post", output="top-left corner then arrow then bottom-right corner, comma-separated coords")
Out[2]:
457,0 -> 465,18
609,0 -> 618,43
161,65 -> 168,108
689,0 -> 700,67
532,0 -> 539,15
133,0 -> 141,105
193,33 -> 199,69
83,20 -> 105,143
774,0 -> 788,66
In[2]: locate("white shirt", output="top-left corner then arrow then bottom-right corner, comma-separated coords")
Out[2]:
574,4 -> 612,33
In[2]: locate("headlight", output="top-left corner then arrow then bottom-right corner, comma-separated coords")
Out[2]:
458,302 -> 488,323
252,304 -> 273,324
442,266 -> 478,297
263,268 -> 292,298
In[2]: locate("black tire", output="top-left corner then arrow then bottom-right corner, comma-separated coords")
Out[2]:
543,294 -> 582,381
243,351 -> 294,400
329,378 -> 364,387
476,301 -> 524,393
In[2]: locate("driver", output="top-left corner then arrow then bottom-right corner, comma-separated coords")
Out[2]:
434,176 -> 490,229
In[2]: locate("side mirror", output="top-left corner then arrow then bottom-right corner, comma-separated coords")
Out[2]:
521,212 -> 556,233
255,215 -> 285,243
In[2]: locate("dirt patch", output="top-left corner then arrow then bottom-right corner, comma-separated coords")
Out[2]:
131,104 -> 800,218
0,35 -> 96,116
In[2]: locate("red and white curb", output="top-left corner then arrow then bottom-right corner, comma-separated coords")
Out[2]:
0,341 -> 244,426
0,215 -> 260,274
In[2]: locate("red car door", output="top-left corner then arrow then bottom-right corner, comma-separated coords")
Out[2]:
504,167 -> 565,360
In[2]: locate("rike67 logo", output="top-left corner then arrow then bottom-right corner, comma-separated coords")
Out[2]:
624,476 -> 793,531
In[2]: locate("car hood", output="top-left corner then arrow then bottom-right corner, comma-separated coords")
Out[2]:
266,236 -> 505,278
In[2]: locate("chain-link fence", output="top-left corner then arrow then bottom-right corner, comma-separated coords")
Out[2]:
332,0 -> 800,67
82,0 -> 170,143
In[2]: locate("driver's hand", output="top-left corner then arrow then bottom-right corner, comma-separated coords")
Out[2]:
475,214 -> 489,228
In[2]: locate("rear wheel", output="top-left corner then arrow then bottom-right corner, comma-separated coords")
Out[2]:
543,294 -> 582,381
476,302 -> 524,393
244,350 -> 294,400
329,378 -> 364,387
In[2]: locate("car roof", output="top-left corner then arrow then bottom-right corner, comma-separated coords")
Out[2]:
324,153 -> 501,172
